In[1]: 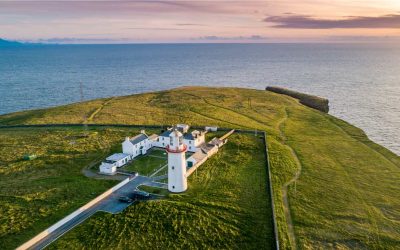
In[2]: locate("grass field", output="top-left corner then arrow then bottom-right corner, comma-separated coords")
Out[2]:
49,133 -> 274,249
137,185 -> 170,196
122,149 -> 167,176
0,126 -> 150,249
0,86 -> 399,249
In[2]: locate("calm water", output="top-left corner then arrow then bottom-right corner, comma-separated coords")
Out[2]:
0,44 -> 399,155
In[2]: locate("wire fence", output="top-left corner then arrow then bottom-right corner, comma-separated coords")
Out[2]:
262,131 -> 280,250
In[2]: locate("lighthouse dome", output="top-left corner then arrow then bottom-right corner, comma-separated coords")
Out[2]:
167,129 -> 187,153
169,129 -> 183,138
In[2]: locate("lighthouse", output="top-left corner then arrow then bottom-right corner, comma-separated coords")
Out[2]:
166,129 -> 188,193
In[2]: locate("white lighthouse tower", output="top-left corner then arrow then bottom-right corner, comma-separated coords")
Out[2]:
166,129 -> 188,193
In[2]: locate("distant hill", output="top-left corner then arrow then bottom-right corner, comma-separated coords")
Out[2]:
0,38 -> 23,47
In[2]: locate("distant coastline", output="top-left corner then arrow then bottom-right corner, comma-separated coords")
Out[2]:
0,38 -> 44,47
0,38 -> 24,47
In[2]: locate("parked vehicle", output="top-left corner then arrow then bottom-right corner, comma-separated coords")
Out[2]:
131,190 -> 151,200
118,196 -> 133,203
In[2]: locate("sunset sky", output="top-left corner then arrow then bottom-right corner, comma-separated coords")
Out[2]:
1,0 -> 400,43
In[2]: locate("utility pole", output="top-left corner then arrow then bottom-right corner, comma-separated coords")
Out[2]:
80,82 -> 88,135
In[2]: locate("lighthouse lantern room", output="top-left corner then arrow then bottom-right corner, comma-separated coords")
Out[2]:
166,129 -> 188,193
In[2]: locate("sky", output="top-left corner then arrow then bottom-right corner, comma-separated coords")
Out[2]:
1,0 -> 400,43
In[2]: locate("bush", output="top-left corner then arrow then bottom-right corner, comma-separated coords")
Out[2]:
266,86 -> 329,113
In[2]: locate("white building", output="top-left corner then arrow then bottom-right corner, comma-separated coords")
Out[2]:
167,129 -> 188,193
176,124 -> 190,133
99,153 -> 131,175
183,130 -> 206,152
122,131 -> 158,158
186,137 -> 226,176
155,126 -> 206,152
153,129 -> 170,148
205,126 -> 218,132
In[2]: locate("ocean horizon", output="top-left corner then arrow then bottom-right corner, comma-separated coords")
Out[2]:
0,43 -> 399,155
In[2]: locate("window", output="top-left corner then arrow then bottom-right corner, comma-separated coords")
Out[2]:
172,186 -> 175,189
170,136 -> 173,145
172,166 -> 174,170
189,141 -> 192,144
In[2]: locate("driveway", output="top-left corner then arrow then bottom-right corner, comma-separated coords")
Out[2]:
27,175 -> 163,250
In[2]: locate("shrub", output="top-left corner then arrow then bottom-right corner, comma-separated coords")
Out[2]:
266,86 -> 329,113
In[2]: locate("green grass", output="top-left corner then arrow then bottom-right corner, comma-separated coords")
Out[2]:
137,185 -> 170,196
0,86 -> 399,249
122,149 -> 167,176
0,127 -> 150,249
49,134 -> 274,249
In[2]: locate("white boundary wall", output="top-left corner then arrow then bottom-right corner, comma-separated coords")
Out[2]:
17,177 -> 131,250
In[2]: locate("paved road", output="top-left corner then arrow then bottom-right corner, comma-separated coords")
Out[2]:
151,174 -> 168,181
144,180 -> 168,189
28,175 -> 155,250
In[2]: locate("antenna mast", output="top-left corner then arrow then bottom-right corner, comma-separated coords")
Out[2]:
80,82 -> 88,135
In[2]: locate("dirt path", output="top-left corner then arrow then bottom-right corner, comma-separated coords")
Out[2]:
182,92 -> 267,130
86,97 -> 115,123
81,155 -> 126,181
277,107 -> 302,250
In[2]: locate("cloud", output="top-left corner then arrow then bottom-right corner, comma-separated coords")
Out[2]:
176,23 -> 207,27
324,35 -> 400,42
0,1 -> 248,18
195,35 -> 267,41
127,27 -> 186,31
264,14 -> 400,29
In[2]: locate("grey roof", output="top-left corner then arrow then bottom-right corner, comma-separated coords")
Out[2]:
209,138 -> 224,147
184,130 -> 204,140
107,153 -> 131,161
188,150 -> 207,162
103,160 -> 116,164
176,127 -> 185,133
184,133 -> 195,140
129,133 -> 148,144
160,129 -> 173,137
199,143 -> 216,154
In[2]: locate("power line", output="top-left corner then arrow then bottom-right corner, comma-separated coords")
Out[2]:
79,82 -> 88,135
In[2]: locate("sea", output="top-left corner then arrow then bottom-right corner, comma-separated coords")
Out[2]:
0,44 -> 399,155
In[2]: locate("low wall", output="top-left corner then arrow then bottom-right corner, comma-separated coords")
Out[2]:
263,132 -> 280,250
1,124 -> 261,134
17,177 -> 130,250
186,130 -> 233,177
186,153 -> 211,177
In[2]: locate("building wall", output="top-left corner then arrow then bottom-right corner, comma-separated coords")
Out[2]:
122,140 -> 134,155
154,134 -> 204,152
168,152 -> 187,193
154,136 -> 168,148
123,139 -> 152,158
99,163 -> 116,175
114,156 -> 130,168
